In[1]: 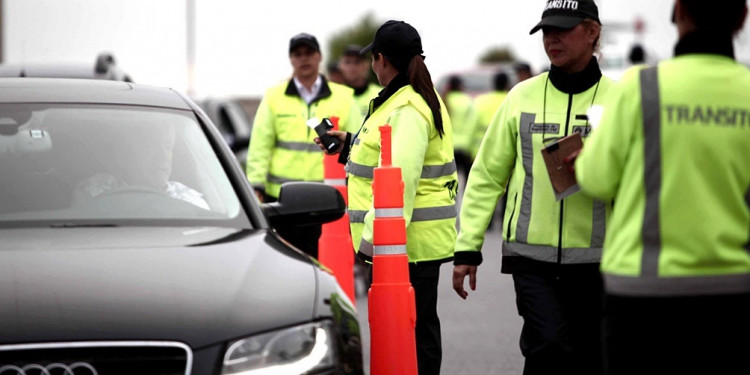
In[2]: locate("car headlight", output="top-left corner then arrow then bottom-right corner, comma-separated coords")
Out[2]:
221,321 -> 338,375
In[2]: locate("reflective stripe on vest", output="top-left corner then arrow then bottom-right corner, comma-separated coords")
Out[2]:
359,238 -> 373,257
592,200 -> 607,247
517,113 -> 536,244
605,273 -> 750,297
349,210 -> 367,223
422,161 -> 457,178
411,205 -> 456,222
349,206 -> 455,224
347,161 -> 374,179
275,141 -> 321,152
640,66 -> 663,278
503,241 -> 602,264
267,174 -> 322,185
347,160 -> 457,180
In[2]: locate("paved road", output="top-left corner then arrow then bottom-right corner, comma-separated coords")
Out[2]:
354,228 -> 524,374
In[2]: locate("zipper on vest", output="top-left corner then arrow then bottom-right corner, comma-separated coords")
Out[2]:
557,93 -> 574,265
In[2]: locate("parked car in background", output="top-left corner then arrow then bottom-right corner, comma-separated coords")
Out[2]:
435,63 -> 518,97
194,98 -> 253,170
0,53 -> 133,82
0,78 -> 362,374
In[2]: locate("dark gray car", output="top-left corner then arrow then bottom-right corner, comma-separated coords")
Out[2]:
0,78 -> 362,374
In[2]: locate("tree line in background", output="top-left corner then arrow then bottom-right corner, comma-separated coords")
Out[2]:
326,13 -> 517,73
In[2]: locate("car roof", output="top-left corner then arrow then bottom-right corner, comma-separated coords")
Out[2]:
0,78 -> 191,109
0,64 -> 105,79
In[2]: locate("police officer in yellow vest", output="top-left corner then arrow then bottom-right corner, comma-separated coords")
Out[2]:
443,75 -> 479,184
574,1 -> 750,373
246,32 -> 361,258
472,71 -> 509,158
452,1 -> 614,374
316,20 -> 457,375
339,44 -> 382,118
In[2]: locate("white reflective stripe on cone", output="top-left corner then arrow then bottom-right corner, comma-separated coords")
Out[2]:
374,244 -> 407,255
375,208 -> 404,218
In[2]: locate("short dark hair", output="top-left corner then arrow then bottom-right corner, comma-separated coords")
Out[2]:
342,45 -> 365,59
628,44 -> 645,64
493,72 -> 509,91
327,61 -> 341,74
680,0 -> 747,34
513,62 -> 531,74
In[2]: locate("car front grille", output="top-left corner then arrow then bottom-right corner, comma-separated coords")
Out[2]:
0,341 -> 191,375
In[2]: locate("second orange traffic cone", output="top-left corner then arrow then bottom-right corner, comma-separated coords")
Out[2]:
368,124 -> 418,375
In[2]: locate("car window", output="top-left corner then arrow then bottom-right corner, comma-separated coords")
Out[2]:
0,103 -> 251,228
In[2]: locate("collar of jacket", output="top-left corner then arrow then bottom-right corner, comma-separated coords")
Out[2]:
548,57 -> 602,95
371,74 -> 409,113
285,74 -> 332,103
674,31 -> 735,59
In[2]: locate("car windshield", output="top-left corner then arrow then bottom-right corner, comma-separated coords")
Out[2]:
0,103 -> 251,228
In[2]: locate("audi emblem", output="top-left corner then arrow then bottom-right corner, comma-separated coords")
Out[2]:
0,362 -> 98,375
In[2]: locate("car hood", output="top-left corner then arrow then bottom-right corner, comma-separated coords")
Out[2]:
0,227 -> 318,348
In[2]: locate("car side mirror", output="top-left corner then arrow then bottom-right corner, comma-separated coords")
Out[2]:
262,182 -> 345,229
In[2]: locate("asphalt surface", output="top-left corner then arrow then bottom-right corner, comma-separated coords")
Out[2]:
354,228 -> 525,375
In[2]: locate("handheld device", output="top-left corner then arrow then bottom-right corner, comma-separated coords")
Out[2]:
307,117 -> 340,152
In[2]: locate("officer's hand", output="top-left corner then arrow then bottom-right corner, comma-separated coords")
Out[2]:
452,265 -> 478,300
254,189 -> 264,203
314,130 -> 347,155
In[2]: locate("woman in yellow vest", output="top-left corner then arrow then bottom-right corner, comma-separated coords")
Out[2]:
575,1 -> 750,374
317,20 -> 457,375
453,1 -> 614,374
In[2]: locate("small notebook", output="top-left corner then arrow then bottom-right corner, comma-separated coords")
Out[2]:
540,132 -> 583,201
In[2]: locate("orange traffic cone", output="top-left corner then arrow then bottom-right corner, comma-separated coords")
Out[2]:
318,116 -> 356,304
368,124 -> 418,375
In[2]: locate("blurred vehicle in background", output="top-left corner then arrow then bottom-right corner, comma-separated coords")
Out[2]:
194,98 -> 254,170
599,43 -> 658,81
0,78 -> 363,374
435,63 -> 518,97
0,52 -> 133,82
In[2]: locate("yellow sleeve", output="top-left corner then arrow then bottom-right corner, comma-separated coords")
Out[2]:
455,95 -> 518,253
245,94 -> 275,189
576,68 -> 641,200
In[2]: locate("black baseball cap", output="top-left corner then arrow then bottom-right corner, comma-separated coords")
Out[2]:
529,0 -> 601,35
360,20 -> 424,63
343,44 -> 365,58
289,33 -> 320,53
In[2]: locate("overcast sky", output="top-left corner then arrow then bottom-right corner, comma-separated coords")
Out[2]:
4,0 -> 750,97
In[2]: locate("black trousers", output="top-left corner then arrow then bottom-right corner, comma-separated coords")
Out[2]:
410,262 -> 442,375
363,261 -> 443,375
454,150 -> 473,189
604,293 -> 750,375
512,270 -> 604,375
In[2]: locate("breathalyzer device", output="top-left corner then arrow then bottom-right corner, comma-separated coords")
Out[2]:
307,117 -> 340,152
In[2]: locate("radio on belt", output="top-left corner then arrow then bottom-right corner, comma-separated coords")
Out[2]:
307,117 -> 340,152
